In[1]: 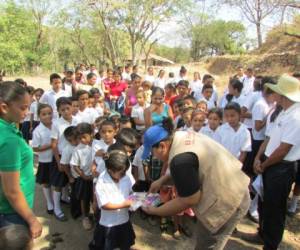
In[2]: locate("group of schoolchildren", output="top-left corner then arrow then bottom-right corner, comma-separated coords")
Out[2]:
8,64 -> 300,249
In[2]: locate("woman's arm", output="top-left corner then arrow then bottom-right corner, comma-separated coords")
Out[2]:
238,151 -> 247,163
144,108 -> 152,128
167,105 -> 173,120
133,117 -> 145,126
0,171 -> 42,238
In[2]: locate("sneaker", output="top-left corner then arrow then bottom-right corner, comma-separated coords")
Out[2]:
247,211 -> 259,224
82,217 -> 93,230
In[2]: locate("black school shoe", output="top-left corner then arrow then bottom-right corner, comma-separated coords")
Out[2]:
47,209 -> 54,215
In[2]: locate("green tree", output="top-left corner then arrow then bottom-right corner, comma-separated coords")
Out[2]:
190,20 -> 246,60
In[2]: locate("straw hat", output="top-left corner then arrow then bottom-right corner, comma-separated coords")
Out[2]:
265,74 -> 300,102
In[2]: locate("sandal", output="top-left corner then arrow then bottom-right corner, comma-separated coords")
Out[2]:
54,212 -> 68,222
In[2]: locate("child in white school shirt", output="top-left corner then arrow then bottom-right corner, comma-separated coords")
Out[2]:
32,104 -> 54,215
59,126 -> 81,219
200,108 -> 223,141
89,149 -> 135,250
131,90 -> 149,132
70,123 -> 94,231
51,97 -> 78,221
39,73 -> 70,119
75,90 -> 99,125
215,102 -> 251,164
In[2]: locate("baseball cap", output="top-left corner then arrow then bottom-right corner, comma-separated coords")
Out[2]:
142,125 -> 169,160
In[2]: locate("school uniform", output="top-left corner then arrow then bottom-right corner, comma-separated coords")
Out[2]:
92,139 -> 115,177
190,80 -> 203,94
131,104 -> 149,131
215,122 -> 252,159
50,116 -> 78,187
232,95 -> 246,108
144,74 -> 155,85
132,145 -> 149,192
242,91 -> 262,129
75,107 -> 99,124
60,142 -> 81,218
39,89 -> 70,119
70,143 -> 93,203
122,72 -> 131,82
243,97 -> 273,176
29,101 -> 40,129
32,123 -> 53,184
259,103 -> 300,249
89,171 -> 135,250
241,76 -> 255,96
200,125 -> 218,141
153,77 -> 166,89
194,85 -> 218,104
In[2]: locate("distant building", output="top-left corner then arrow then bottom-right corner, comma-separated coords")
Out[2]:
125,53 -> 175,66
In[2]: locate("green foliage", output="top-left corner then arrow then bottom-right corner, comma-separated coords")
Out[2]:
153,44 -> 190,63
190,19 -> 246,60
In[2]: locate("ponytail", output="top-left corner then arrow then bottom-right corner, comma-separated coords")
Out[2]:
161,117 -> 174,135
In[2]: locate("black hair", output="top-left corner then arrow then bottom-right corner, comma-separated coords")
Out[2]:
202,74 -> 214,83
76,122 -> 93,135
0,81 -> 28,104
292,72 -> 300,78
25,86 -> 35,95
125,64 -> 131,69
177,80 -> 189,88
34,88 -> 44,95
132,74 -> 141,81
105,146 -> 130,173
208,108 -> 223,120
64,126 -> 77,139
179,66 -> 187,74
37,103 -> 52,116
152,117 -> 174,148
224,102 -> 241,114
133,65 -> 138,70
183,95 -> 197,106
87,72 -> 97,80
56,97 -> 72,110
270,104 -> 283,123
71,96 -> 78,102
89,88 -> 100,96
174,98 -> 185,109
169,72 -> 174,78
0,224 -> 32,250
230,78 -> 243,93
201,84 -> 213,93
151,86 -> 164,97
113,70 -> 122,77
100,119 -> 117,130
50,73 -> 61,83
76,90 -> 89,100
116,128 -> 138,149
14,78 -> 27,87
165,83 -> 176,92
120,115 -> 132,125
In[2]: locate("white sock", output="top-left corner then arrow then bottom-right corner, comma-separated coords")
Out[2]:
61,185 -> 70,202
53,191 -> 63,215
249,194 -> 259,215
42,187 -> 54,210
288,195 -> 300,213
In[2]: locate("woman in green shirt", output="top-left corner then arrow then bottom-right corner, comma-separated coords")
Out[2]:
0,81 -> 42,239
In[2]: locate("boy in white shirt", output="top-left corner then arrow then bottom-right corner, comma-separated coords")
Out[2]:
144,66 -> 155,85
51,97 -> 78,221
215,102 -> 251,163
131,90 -> 149,132
75,90 -> 99,125
40,73 -> 70,119
198,85 -> 216,110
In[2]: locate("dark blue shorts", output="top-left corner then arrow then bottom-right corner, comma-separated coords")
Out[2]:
0,213 -> 28,229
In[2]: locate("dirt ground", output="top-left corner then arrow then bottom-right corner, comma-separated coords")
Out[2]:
6,72 -> 300,250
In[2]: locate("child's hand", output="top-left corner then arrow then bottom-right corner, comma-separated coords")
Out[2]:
124,199 -> 133,207
69,176 -> 75,184
58,164 -> 64,172
95,149 -> 105,157
142,205 -> 158,215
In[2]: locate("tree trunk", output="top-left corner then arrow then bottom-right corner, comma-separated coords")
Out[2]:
256,21 -> 263,48
130,34 -> 136,65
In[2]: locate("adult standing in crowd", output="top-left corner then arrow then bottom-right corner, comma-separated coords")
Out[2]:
244,74 -> 300,250
142,118 -> 250,249
144,87 -> 173,128
0,82 -> 42,239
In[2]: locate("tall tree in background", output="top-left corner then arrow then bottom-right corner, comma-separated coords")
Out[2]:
222,0 -> 285,47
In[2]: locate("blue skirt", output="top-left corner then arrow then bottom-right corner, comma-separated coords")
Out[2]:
89,221 -> 135,250
36,162 -> 52,185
